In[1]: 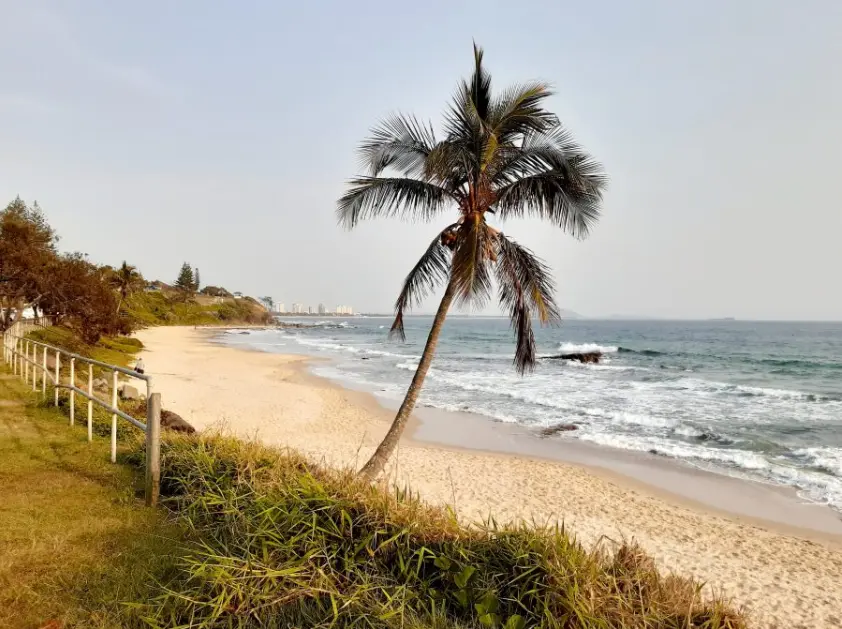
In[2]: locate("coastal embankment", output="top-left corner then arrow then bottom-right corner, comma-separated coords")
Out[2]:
135,326 -> 842,629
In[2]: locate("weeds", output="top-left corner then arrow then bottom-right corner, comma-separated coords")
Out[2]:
126,434 -> 747,629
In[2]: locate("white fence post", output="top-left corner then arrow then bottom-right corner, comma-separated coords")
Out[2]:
54,350 -> 60,407
4,322 -> 154,480
87,364 -> 93,442
111,369 -> 118,463
145,391 -> 161,506
31,342 -> 37,391
69,358 -> 75,426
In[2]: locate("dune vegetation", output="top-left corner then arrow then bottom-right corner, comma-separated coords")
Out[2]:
0,314 -> 747,629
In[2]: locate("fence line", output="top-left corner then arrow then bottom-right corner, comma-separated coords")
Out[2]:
1,317 -> 161,506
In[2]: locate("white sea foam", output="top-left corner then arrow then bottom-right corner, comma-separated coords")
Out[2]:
229,321 -> 842,511
673,424 -> 705,438
558,342 -> 619,354
583,407 -> 675,428
795,447 -> 842,476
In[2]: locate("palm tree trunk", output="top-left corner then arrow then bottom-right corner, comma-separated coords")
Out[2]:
358,280 -> 456,480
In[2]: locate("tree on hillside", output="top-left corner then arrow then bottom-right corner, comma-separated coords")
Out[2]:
41,253 -> 121,344
338,44 -> 606,479
260,296 -> 274,310
194,267 -> 201,292
109,261 -> 144,313
200,285 -> 232,297
0,197 -> 59,330
175,262 -> 195,292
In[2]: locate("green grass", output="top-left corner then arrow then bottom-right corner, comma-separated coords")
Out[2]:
25,325 -> 148,441
3,325 -> 748,629
27,325 -> 142,369
124,291 -> 272,327
123,433 -> 747,629
0,372 -> 184,629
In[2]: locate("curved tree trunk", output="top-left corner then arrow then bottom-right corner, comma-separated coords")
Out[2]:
358,281 -> 456,480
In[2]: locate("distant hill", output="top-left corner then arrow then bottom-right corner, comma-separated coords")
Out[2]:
559,309 -> 583,319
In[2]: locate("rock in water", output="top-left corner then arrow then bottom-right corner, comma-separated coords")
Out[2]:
547,351 -> 602,364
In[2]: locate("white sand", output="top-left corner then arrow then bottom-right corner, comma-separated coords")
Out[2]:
136,326 -> 842,629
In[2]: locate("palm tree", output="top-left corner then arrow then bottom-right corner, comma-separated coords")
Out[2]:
338,44 -> 607,480
110,261 -> 143,314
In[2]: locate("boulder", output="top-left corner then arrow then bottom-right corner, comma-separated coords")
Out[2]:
119,384 -> 140,400
92,377 -> 109,392
548,351 -> 602,364
539,423 -> 579,437
160,409 -> 196,434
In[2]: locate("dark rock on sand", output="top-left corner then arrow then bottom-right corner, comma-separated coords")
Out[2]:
540,423 -> 579,437
160,409 -> 196,434
134,400 -> 196,434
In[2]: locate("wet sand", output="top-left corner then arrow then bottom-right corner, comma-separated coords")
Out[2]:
135,326 -> 842,629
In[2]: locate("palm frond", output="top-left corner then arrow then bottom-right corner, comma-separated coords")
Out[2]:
496,234 -> 560,323
493,147 -> 607,238
440,43 -> 492,171
450,215 -> 494,308
495,234 -> 560,373
489,127 -> 575,183
490,82 -> 557,143
468,42 -> 492,122
389,226 -> 456,340
359,114 -> 437,177
336,177 -> 454,229
425,140 -> 471,196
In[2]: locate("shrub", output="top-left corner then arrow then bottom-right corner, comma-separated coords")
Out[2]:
127,435 -> 747,629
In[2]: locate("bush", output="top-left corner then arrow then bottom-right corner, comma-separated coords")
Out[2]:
127,435 -> 746,629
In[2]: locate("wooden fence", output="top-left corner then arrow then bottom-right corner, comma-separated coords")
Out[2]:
1,318 -> 161,506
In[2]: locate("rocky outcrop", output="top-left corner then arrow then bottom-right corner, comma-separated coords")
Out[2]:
547,351 -> 602,364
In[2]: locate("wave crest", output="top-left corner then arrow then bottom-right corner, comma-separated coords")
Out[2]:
557,342 -> 618,354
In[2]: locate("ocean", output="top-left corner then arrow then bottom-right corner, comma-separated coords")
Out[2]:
223,317 -> 842,511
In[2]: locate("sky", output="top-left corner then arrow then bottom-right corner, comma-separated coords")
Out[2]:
1,1 -> 841,320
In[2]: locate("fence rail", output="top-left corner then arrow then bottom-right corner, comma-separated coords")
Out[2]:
1,317 -> 161,506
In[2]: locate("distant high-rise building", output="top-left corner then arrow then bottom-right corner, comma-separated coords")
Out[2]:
291,303 -> 304,314
308,305 -> 314,314
335,305 -> 354,315
273,303 -> 285,313
318,303 -> 326,315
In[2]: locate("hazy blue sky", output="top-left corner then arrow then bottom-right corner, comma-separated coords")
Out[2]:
2,1 -> 840,320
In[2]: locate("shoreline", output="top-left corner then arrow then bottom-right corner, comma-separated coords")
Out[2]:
137,326 -> 842,629
223,328 -> 842,540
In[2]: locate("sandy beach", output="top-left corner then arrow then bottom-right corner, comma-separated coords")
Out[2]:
135,326 -> 842,629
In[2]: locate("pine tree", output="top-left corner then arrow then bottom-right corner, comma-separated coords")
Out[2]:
175,262 -> 194,292
194,267 -> 201,292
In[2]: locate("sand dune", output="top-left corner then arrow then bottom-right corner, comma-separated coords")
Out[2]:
136,326 -> 842,629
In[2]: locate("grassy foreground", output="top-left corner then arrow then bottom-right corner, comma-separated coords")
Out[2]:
1,328 -> 748,629
126,434 -> 747,629
0,374 -> 183,629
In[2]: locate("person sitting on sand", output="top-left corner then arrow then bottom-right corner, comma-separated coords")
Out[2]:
134,358 -> 145,375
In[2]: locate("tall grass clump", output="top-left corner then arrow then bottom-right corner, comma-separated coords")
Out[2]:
128,434 -> 747,629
